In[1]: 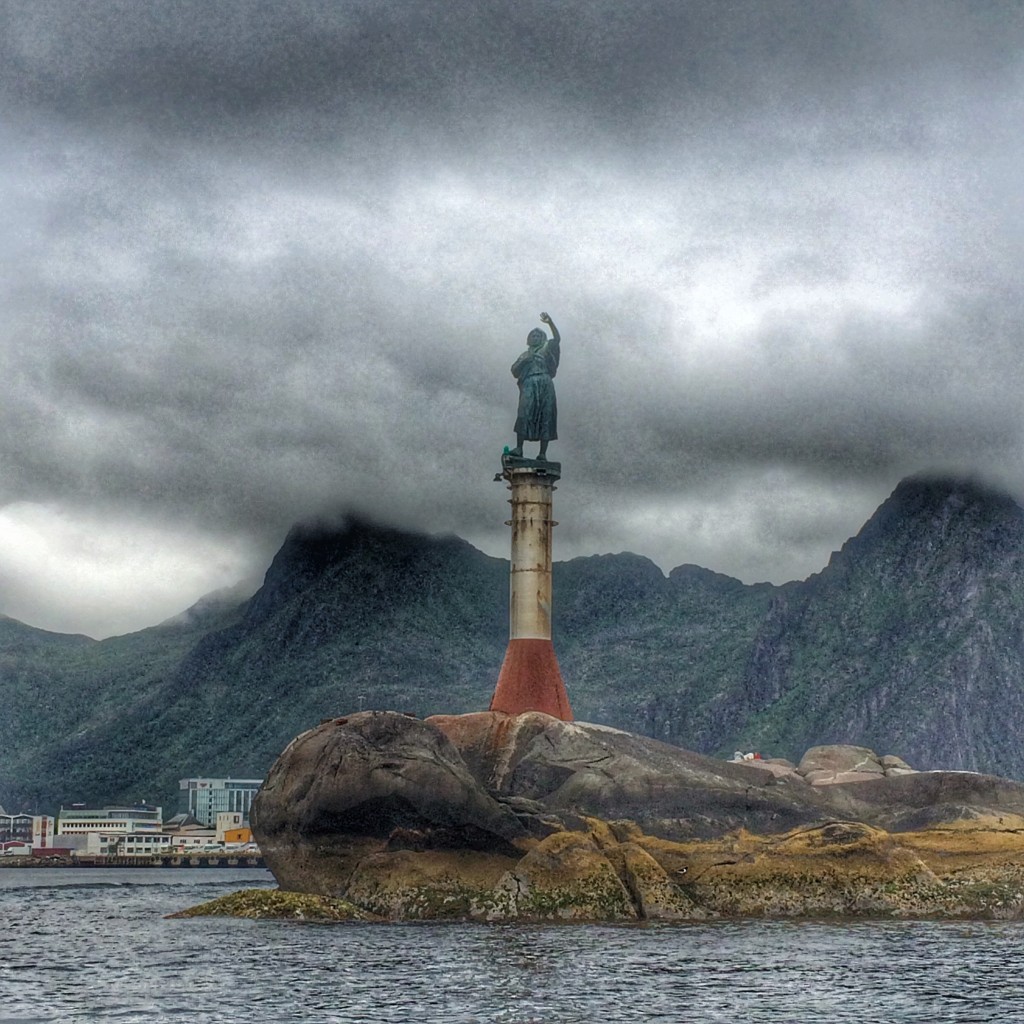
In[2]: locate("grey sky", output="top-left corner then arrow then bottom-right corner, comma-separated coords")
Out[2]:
2,0 -> 1023,637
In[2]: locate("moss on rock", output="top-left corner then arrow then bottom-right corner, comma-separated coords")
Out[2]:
168,888 -> 379,921
343,848 -> 522,920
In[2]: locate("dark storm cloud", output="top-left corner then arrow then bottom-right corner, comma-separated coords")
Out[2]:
5,2 -> 1020,150
2,0 -> 1024,634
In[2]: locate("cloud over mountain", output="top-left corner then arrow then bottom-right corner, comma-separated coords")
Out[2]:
2,0 -> 1023,635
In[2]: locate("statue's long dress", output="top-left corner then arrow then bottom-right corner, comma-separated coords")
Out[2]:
512,340 -> 559,441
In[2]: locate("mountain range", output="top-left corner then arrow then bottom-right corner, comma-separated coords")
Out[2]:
3,474 -> 1024,814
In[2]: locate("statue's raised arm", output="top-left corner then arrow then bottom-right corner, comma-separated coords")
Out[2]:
540,311 -> 560,346
510,313 -> 560,461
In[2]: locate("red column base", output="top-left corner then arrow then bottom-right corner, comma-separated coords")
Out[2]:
489,638 -> 573,721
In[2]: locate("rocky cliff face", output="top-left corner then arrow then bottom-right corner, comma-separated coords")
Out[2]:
610,476 -> 1024,776
727,477 -> 1024,774
5,475 -> 1024,811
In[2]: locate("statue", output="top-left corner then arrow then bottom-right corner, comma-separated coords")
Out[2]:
509,312 -> 560,460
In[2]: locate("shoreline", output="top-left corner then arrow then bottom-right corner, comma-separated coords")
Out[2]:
0,854 -> 265,869
171,883 -> 1024,923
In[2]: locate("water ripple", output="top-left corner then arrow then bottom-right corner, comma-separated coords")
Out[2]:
2,871 -> 1024,1022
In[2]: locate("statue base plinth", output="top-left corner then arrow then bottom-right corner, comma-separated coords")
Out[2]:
489,638 -> 573,721
500,454 -> 561,481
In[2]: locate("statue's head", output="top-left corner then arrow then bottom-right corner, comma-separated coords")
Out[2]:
527,328 -> 546,348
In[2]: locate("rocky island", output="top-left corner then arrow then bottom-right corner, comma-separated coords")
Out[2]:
174,709 -> 1024,923
172,325 -> 1024,924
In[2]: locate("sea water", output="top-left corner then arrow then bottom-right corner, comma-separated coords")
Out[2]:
1,868 -> 1022,1023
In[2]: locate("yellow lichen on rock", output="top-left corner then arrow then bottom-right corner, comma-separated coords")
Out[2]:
618,820 -> 1024,919
607,841 -> 709,920
895,816 -> 1024,872
509,831 -> 637,920
171,815 -> 1024,923
581,815 -> 619,850
675,822 -> 946,917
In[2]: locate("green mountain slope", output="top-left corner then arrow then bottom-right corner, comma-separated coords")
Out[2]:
731,477 -> 1024,775
3,475 -> 1024,813
1,522 -> 511,812
0,599 -> 247,811
555,556 -> 775,747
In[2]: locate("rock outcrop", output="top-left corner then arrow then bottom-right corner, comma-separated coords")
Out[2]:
168,889 -> 376,921
734,744 -> 919,785
248,710 -> 1024,922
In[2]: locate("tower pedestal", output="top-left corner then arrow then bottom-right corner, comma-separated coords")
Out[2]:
490,638 -> 571,719
489,455 -> 572,721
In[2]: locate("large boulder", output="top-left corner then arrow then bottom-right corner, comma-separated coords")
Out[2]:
247,710 -> 1024,921
796,745 -> 920,785
251,711 -> 528,894
798,744 -> 886,785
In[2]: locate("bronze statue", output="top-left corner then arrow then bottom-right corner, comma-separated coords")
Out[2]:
510,312 -> 560,460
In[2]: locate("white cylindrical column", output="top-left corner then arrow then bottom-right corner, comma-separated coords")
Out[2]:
506,468 -> 558,640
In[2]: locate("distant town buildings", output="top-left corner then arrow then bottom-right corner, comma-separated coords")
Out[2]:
53,805 -> 164,858
178,777 -> 262,826
0,777 -> 264,860
159,810 -> 251,851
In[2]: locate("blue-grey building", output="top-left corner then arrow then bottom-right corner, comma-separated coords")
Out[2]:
178,778 -> 262,826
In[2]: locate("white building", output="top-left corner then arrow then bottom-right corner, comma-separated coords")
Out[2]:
86,832 -> 173,856
170,834 -> 221,852
179,778 -> 262,826
57,805 -> 163,836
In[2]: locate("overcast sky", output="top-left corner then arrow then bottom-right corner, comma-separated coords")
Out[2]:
2,0 -> 1023,638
